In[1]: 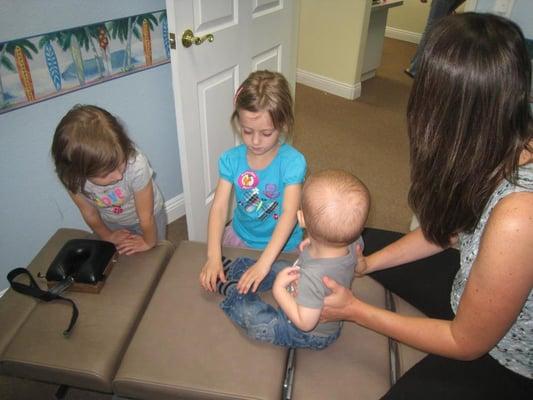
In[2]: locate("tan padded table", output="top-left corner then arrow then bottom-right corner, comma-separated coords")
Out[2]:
114,241 -> 295,400
0,229 -> 91,373
291,276 -> 391,400
0,228 -> 175,393
291,281 -> 429,399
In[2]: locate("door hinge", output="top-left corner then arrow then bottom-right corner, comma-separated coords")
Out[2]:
169,32 -> 176,49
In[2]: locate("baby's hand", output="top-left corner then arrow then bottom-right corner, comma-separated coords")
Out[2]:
116,233 -> 151,255
273,266 -> 300,292
236,262 -> 270,294
200,258 -> 226,292
298,237 -> 311,253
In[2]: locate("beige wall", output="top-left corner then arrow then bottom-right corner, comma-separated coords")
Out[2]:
297,0 -> 467,87
387,0 -> 466,37
387,0 -> 430,33
297,0 -> 370,85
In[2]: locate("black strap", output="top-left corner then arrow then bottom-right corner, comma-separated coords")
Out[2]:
7,268 -> 79,337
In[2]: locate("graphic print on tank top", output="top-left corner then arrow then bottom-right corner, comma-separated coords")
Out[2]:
89,187 -> 126,215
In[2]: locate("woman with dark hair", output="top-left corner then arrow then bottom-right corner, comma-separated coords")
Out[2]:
405,0 -> 466,77
320,13 -> 533,398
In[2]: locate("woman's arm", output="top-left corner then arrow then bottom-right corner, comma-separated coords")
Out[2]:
236,183 -> 301,294
323,193 -> 533,359
200,179 -> 233,291
361,227 -> 450,274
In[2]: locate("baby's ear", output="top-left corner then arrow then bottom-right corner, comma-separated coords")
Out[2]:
297,210 -> 305,228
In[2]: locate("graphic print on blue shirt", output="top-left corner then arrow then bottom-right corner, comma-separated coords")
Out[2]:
218,143 -> 306,250
237,170 -> 280,221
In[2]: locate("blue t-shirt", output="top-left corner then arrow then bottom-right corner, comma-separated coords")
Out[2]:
219,143 -> 306,251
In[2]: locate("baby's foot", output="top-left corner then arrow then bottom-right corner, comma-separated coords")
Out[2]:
221,256 -> 232,275
217,280 -> 237,296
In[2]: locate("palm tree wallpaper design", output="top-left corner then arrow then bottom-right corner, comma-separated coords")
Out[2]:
0,10 -> 170,114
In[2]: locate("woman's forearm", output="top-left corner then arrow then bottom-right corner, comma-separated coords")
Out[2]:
352,299 -> 477,360
366,228 -> 446,273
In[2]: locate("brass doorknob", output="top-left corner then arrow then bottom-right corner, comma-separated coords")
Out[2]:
182,29 -> 214,48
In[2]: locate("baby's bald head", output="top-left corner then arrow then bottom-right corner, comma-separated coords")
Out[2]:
301,170 -> 370,247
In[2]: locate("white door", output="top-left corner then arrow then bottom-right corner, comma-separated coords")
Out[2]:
166,0 -> 299,241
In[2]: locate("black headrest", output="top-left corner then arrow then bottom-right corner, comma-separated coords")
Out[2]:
46,239 -> 116,284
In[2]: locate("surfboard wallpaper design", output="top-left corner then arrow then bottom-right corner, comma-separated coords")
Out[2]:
0,9 -> 170,114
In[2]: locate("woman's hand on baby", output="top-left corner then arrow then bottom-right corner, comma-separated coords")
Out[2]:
319,276 -> 358,323
115,233 -> 152,255
354,243 -> 369,277
200,258 -> 226,292
236,262 -> 270,294
273,266 -> 300,292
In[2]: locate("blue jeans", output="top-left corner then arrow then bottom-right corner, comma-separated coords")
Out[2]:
220,257 -> 340,350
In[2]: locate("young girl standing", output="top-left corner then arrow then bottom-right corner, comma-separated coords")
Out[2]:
51,105 -> 166,255
200,71 -> 306,294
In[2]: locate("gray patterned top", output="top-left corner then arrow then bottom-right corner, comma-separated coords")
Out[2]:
451,163 -> 533,378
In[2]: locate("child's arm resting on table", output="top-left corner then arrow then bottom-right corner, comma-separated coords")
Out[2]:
237,183 -> 302,294
69,192 -> 130,245
273,266 -> 321,332
115,179 -> 157,255
200,178 -> 233,292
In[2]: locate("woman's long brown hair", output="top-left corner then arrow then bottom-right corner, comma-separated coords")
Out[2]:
407,13 -> 532,247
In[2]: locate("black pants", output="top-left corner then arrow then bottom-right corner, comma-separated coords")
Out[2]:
361,228 -> 533,400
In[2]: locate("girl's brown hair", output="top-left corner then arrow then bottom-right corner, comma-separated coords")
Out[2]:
407,13 -> 532,247
51,105 -> 136,193
232,70 -> 294,142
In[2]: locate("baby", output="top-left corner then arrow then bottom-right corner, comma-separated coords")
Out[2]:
218,169 -> 370,349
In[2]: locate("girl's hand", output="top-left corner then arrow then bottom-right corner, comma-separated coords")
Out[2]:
200,258 -> 226,292
105,229 -> 131,246
354,243 -> 369,276
273,266 -> 300,292
237,262 -> 270,294
115,233 -> 152,255
319,276 -> 358,323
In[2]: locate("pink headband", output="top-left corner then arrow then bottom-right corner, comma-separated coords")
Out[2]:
233,85 -> 243,108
